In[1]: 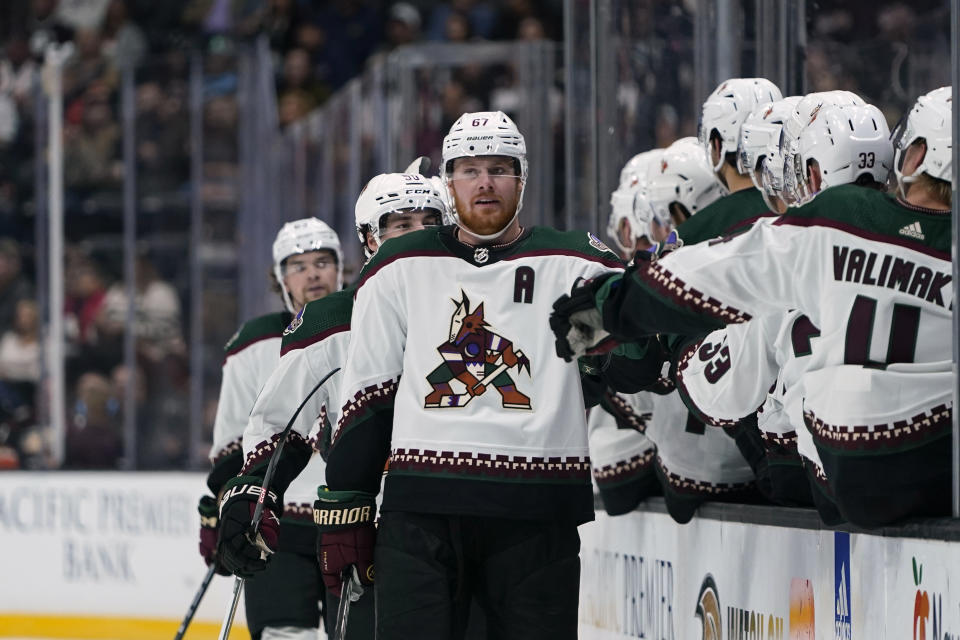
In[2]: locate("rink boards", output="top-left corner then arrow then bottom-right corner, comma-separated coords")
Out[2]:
0,472 -> 245,639
2,472 -> 960,640
578,499 -> 960,640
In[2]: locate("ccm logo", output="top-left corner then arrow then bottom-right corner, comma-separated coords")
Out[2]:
314,505 -> 373,526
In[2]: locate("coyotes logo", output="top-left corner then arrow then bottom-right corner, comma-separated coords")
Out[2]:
424,291 -> 532,409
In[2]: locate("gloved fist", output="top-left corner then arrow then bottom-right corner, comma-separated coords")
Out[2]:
550,272 -> 621,362
198,495 -> 231,576
314,487 -> 377,595
216,478 -> 281,578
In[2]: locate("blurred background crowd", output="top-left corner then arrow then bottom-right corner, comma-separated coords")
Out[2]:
0,0 -> 949,471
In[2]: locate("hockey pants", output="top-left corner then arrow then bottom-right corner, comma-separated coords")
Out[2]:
373,511 -> 581,640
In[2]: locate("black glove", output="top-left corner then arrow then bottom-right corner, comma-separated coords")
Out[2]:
550,271 -> 621,362
216,477 -> 281,578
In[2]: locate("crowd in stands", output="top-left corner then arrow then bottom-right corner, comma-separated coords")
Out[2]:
0,0 -> 950,476
0,0 -> 565,470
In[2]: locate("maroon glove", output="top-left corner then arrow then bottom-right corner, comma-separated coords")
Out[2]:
197,495 -> 231,576
314,487 -> 376,594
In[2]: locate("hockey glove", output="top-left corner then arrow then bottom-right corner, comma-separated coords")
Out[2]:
550,272 -> 621,362
314,486 -> 377,595
216,477 -> 281,578
198,495 -> 231,575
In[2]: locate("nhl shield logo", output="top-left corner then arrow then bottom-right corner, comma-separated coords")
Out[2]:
473,247 -> 489,264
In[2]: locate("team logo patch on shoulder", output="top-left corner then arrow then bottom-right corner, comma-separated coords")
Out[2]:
283,307 -> 305,336
224,328 -> 241,350
587,232 -> 615,255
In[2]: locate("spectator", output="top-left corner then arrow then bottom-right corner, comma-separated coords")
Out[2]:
425,0 -> 497,41
63,254 -> 107,347
101,0 -> 147,71
0,298 -> 40,470
0,34 -> 39,109
517,15 -> 546,41
63,371 -> 122,468
0,239 -> 33,334
384,2 -> 421,50
62,27 -> 118,104
316,1 -> 383,90
63,86 -> 122,196
99,253 -> 183,365
0,298 -> 41,383
444,10 -> 472,42
277,47 -> 327,108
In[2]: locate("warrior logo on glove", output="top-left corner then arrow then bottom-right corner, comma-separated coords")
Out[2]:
424,290 -> 532,410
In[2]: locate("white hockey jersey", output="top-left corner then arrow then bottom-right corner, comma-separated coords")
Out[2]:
239,290 -> 353,515
587,391 -> 658,515
207,312 -> 290,494
605,185 -> 953,466
328,226 -> 624,523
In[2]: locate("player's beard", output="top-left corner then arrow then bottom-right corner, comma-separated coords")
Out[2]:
452,184 -> 521,239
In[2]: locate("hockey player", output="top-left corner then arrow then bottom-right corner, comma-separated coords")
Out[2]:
676,77 -> 782,244
591,155 -> 665,516
737,96 -> 802,213
621,136 -> 759,523
607,148 -> 664,255
200,217 -> 342,640
674,101 -> 893,512
214,173 -> 448,639
318,111 -> 644,639
552,87 -> 953,528
642,136 -> 725,241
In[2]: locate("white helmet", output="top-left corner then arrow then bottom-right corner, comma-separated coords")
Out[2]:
737,96 -> 802,189
440,110 -> 527,241
784,103 -> 893,207
618,148 -> 665,187
699,78 -> 783,172
758,146 -> 789,213
781,91 -> 865,156
892,86 -> 953,196
273,218 -> 343,313
607,149 -> 664,254
354,172 -> 450,258
643,137 -> 725,230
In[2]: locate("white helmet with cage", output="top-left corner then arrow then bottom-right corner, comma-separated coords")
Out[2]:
737,96 -> 802,189
607,149 -> 665,254
699,78 -> 783,172
273,218 -> 343,313
783,103 -> 893,208
440,110 -> 527,241
643,136 -> 725,232
354,172 -> 450,258
892,86 -> 953,196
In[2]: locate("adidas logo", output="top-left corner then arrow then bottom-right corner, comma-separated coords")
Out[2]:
836,564 -> 849,619
899,221 -> 925,240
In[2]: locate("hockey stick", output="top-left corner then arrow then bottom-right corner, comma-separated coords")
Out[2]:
216,366 -> 342,640
436,350 -> 525,407
332,565 -> 364,640
173,563 -> 217,640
